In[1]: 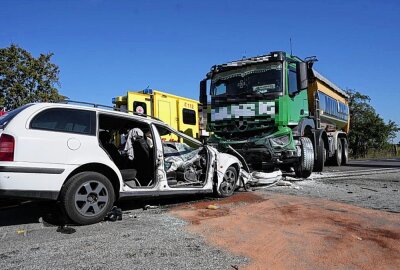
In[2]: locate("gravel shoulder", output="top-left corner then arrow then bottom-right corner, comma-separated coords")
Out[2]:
0,203 -> 247,270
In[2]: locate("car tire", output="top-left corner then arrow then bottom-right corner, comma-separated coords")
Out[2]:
294,137 -> 314,178
60,171 -> 115,225
332,138 -> 342,166
216,166 -> 237,198
341,138 -> 349,165
313,137 -> 326,172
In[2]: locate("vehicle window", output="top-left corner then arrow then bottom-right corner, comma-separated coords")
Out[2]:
182,108 -> 196,125
211,62 -> 283,96
0,104 -> 33,128
30,108 -> 96,135
288,68 -> 298,95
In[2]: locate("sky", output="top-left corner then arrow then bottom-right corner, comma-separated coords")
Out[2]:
1,0 -> 400,141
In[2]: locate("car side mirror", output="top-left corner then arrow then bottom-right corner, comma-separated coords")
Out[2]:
296,62 -> 308,90
199,79 -> 207,105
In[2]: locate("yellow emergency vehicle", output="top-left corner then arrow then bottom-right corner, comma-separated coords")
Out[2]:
113,89 -> 201,139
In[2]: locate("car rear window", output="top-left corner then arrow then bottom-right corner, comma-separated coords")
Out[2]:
0,104 -> 33,128
30,108 -> 96,135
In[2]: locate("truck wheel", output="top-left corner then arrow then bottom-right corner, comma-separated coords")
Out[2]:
341,138 -> 349,165
332,139 -> 342,166
314,137 -> 326,172
60,172 -> 115,225
294,137 -> 314,178
216,166 -> 237,198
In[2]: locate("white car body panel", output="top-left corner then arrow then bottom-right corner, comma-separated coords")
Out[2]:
0,103 -> 249,201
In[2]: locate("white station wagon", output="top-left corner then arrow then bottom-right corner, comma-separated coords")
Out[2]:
0,102 -> 250,224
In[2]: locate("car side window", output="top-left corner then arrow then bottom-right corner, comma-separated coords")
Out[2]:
30,108 -> 96,135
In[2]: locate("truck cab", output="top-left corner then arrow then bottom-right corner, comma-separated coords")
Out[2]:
200,51 -> 349,177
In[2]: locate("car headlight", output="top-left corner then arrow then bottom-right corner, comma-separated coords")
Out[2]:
270,135 -> 290,147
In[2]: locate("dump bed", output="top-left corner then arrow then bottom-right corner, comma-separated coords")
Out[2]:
307,70 -> 350,133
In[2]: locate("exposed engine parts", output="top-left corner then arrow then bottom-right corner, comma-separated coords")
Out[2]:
163,142 -> 207,186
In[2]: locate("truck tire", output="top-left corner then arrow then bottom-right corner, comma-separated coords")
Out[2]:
314,137 -> 326,172
60,172 -> 115,225
341,138 -> 349,165
216,166 -> 237,198
294,137 -> 314,178
332,139 -> 342,166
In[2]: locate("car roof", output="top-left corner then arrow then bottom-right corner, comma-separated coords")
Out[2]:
26,102 -> 167,125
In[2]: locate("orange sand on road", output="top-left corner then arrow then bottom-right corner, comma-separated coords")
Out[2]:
171,192 -> 400,270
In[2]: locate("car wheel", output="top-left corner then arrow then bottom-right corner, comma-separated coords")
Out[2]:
60,172 -> 115,225
294,137 -> 314,178
217,166 -> 237,198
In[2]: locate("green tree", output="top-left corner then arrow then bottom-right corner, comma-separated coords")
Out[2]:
346,89 -> 399,158
0,44 -> 64,110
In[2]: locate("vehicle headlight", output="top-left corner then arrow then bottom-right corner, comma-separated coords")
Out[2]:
270,135 -> 290,147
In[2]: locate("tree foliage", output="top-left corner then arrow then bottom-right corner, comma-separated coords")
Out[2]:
0,44 -> 64,110
346,89 -> 399,158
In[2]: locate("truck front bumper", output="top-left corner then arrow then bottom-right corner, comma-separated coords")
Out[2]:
230,144 -> 298,171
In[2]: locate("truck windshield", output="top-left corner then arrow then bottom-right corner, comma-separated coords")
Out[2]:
211,62 -> 283,96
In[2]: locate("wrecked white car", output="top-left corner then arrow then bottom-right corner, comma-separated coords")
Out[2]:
0,102 -> 250,225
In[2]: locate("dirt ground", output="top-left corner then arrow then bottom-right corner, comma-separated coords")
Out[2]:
171,192 -> 400,270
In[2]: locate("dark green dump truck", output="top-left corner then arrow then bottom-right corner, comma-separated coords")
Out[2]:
199,51 -> 350,178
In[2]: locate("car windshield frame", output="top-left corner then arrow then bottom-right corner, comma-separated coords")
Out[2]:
210,62 -> 283,97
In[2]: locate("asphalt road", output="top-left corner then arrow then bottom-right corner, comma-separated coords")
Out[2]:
261,158 -> 400,213
0,158 -> 399,269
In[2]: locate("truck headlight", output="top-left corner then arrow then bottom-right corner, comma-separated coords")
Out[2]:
270,135 -> 290,147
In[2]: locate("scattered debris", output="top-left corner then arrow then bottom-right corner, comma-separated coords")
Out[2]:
250,170 -> 282,185
105,206 -> 123,221
352,234 -> 363,241
231,265 -> 239,270
56,226 -> 76,234
143,205 -> 159,210
276,180 -> 292,187
206,205 -> 219,210
16,229 -> 27,236
360,187 -> 378,192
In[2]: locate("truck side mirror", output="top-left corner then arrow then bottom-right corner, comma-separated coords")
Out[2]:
199,79 -> 207,105
296,62 -> 308,90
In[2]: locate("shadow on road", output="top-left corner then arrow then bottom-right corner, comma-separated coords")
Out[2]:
0,200 -> 68,227
0,194 -> 216,227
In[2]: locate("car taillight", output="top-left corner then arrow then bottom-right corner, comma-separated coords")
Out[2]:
0,134 -> 15,161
